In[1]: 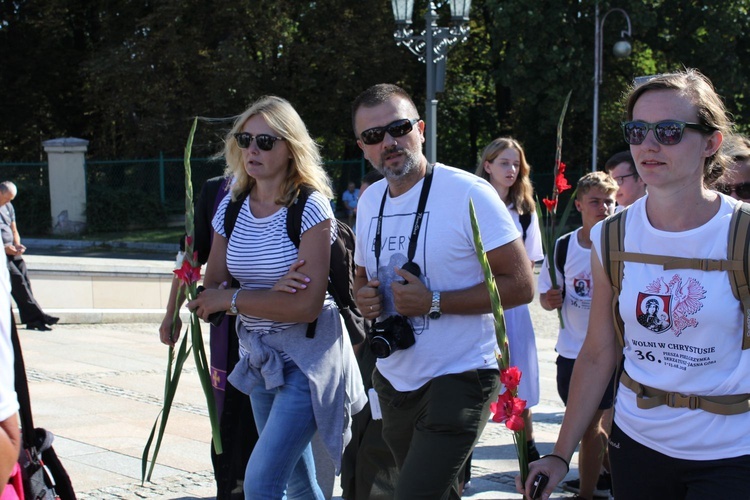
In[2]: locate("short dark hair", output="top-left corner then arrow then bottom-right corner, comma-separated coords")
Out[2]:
351,84 -> 419,137
604,151 -> 636,177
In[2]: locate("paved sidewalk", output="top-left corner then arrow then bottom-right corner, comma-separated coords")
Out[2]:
18,293 -> 584,499
14,307 -> 577,500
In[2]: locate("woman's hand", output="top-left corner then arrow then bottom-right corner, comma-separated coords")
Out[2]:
515,454 -> 569,499
271,259 -> 311,294
187,282 -> 231,322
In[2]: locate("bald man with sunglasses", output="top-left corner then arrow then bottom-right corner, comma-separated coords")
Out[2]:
350,83 -> 534,500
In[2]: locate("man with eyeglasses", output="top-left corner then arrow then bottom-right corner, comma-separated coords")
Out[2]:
350,83 -> 534,499
714,133 -> 750,203
603,151 -> 646,211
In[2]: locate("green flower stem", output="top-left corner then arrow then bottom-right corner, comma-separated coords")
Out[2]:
142,117 -> 223,484
469,200 -> 527,479
141,328 -> 192,483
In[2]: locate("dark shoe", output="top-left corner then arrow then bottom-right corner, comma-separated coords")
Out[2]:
562,472 -> 612,498
43,314 -> 59,325
27,321 -> 52,331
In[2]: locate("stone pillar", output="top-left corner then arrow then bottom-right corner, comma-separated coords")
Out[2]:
42,137 -> 89,235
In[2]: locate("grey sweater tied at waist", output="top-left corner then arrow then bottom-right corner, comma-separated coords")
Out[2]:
228,304 -> 367,473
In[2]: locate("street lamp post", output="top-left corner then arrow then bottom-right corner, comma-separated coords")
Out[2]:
391,1 -> 472,164
592,2 -> 632,171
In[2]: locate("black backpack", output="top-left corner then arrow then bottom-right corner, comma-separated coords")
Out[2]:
224,186 -> 366,345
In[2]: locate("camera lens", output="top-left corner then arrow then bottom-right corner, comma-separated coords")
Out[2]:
370,336 -> 393,359
401,261 -> 421,278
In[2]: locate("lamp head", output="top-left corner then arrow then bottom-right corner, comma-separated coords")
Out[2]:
391,0 -> 415,25
449,0 -> 472,23
613,38 -> 632,58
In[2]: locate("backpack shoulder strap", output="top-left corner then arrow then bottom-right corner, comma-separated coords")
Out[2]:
727,201 -> 750,350
554,231 -> 573,277
553,231 -> 573,299
224,189 -> 250,240
519,211 -> 532,242
601,209 -> 628,348
286,186 -> 312,248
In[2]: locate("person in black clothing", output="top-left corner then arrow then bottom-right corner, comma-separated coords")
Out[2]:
159,176 -> 257,500
0,182 -> 58,332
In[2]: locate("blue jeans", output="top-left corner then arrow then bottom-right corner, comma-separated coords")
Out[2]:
245,360 -> 324,500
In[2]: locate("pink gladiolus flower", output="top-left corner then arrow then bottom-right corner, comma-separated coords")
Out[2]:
542,197 -> 558,212
490,390 -> 527,431
174,258 -> 201,286
500,366 -> 522,392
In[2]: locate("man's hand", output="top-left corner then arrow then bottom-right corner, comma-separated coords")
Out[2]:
355,278 -> 382,320
390,266 -> 430,317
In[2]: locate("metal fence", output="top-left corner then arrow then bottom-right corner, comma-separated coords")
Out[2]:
85,155 -> 368,215
0,156 -> 367,233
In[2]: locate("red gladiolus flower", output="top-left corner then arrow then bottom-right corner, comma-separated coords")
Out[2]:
500,366 -> 522,392
557,161 -> 566,175
542,197 -> 557,212
555,172 -> 572,194
185,235 -> 193,249
174,258 -> 201,286
491,390 -> 527,431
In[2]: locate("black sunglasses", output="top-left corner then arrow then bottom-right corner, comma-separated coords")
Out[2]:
359,118 -> 420,145
621,120 -> 716,146
233,132 -> 285,151
716,181 -> 750,199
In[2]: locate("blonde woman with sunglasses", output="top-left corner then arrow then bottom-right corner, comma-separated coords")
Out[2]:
189,96 -> 365,499
520,69 -> 750,500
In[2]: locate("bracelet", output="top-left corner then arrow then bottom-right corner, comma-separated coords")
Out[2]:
543,453 -> 570,473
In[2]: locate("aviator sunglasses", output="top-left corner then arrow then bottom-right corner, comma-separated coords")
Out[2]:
359,118 -> 420,145
234,132 -> 285,151
716,181 -> 750,199
621,120 -> 716,146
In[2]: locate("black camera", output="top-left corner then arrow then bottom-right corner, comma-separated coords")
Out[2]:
368,261 -> 420,358
368,315 -> 416,359
196,285 -> 226,327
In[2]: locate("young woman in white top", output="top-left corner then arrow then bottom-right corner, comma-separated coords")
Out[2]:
519,69 -> 750,499
189,96 -> 364,499
476,137 -> 544,460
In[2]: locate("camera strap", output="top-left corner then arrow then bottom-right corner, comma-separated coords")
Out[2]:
373,164 -> 434,276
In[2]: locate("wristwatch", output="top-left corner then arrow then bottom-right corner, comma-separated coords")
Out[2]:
428,291 -> 442,320
229,289 -> 242,315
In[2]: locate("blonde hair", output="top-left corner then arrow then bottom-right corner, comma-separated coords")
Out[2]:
625,69 -> 732,186
576,171 -> 618,197
222,96 -> 332,204
475,137 -> 536,215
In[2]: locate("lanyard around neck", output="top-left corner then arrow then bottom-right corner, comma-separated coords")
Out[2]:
373,165 -> 434,276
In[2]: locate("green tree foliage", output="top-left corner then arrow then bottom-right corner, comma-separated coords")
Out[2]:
2,0 -> 750,198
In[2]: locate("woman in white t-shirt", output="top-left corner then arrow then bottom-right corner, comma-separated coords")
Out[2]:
476,137 -> 544,461
189,96 -> 364,499
520,70 -> 750,499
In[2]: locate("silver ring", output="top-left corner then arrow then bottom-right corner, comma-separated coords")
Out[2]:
369,305 -> 373,311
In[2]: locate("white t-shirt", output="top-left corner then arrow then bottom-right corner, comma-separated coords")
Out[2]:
508,204 -> 544,262
0,262 -> 17,421
212,190 -> 336,335
354,164 -> 520,391
591,194 -> 750,460
537,228 -> 593,359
